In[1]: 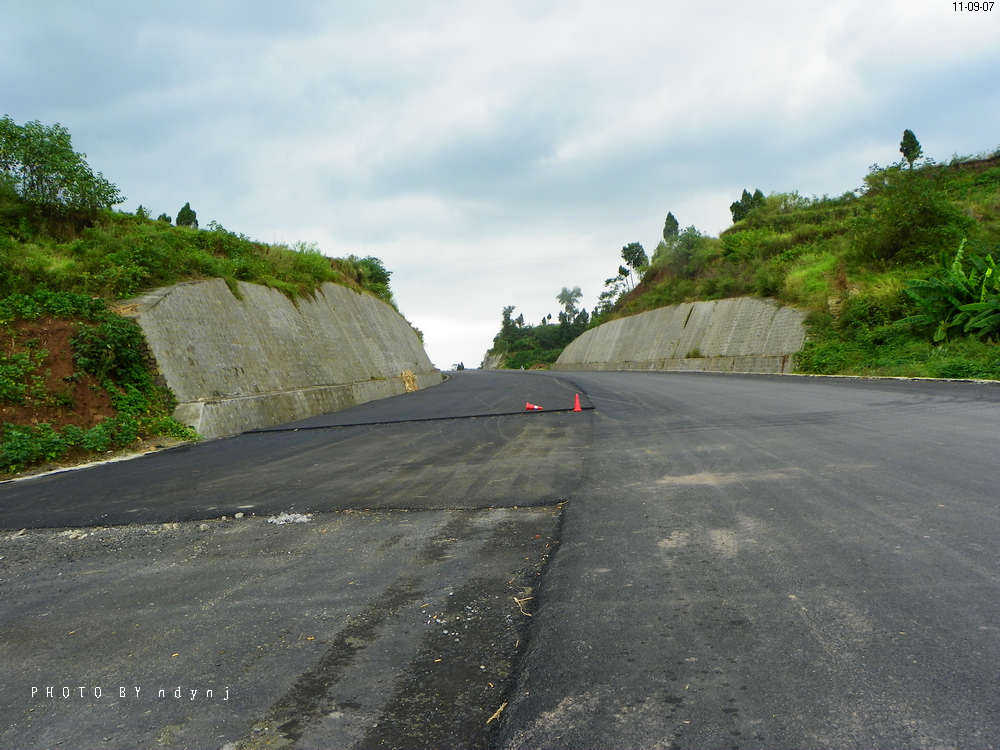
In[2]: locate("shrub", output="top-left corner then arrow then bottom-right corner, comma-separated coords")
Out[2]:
853,165 -> 974,263
753,261 -> 784,297
720,228 -> 773,260
72,316 -> 151,384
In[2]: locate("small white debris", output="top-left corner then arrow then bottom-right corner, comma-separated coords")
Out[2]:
267,512 -> 313,525
235,512 -> 245,519
198,523 -> 210,531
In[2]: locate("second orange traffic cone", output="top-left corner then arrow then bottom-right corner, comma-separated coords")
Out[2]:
573,393 -> 582,412
525,402 -> 543,411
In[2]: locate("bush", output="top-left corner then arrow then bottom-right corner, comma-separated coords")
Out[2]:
651,227 -> 717,278
72,316 -> 151,384
853,165 -> 974,263
720,228 -> 773,260
753,261 -> 784,297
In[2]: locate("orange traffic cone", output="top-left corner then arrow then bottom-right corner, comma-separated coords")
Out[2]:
525,402 -> 544,411
573,393 -> 582,412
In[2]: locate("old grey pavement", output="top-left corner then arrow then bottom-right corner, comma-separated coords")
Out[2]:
3,370 -> 1000,748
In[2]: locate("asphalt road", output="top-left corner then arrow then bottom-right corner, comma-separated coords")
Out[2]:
3,369 -> 1000,749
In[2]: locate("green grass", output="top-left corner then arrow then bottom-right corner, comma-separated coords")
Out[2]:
0,194 -> 391,304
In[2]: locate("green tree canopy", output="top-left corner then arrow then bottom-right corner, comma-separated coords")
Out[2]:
622,242 -> 648,272
729,188 -> 766,223
899,129 -> 923,169
175,202 -> 198,228
557,286 -> 583,316
0,115 -> 124,211
662,211 -> 679,241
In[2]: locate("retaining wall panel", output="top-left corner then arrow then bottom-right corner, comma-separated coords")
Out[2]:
554,297 -> 806,375
129,280 -> 439,437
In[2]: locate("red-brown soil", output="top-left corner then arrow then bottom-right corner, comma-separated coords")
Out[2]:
0,317 -> 116,430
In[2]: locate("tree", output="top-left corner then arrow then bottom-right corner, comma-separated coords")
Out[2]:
621,242 -> 648,273
176,202 -> 198,228
501,305 -> 517,337
156,213 -> 171,223
617,264 -> 633,291
135,204 -> 149,219
556,286 -> 583,324
899,129 -> 922,169
557,286 -> 582,315
662,211 -> 679,241
729,188 -> 766,223
0,115 -> 124,212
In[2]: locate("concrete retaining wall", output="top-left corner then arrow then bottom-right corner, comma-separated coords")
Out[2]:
126,279 -> 441,437
553,297 -> 807,373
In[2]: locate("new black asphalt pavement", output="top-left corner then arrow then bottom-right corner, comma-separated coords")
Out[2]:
3,369 -> 1000,748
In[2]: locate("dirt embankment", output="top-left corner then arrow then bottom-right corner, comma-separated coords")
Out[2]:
1,318 -> 114,430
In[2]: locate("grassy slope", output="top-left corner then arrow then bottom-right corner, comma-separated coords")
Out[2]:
0,193 -> 399,474
605,155 -> 1000,379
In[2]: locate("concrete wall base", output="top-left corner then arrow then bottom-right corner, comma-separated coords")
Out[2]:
562,354 -> 795,373
173,372 -> 443,438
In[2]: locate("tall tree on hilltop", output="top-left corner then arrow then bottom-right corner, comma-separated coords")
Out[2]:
900,129 -> 923,169
176,201 -> 198,228
663,211 -> 679,242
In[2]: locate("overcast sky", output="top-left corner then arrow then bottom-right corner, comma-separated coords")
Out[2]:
4,1 -> 998,368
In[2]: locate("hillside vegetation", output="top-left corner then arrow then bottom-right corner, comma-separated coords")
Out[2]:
488,136 -> 1000,378
0,116 -> 400,474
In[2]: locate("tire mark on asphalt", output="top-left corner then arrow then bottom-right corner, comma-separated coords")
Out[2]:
233,507 -> 565,749
237,575 -> 425,747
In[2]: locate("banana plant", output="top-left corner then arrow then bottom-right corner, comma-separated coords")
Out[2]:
902,239 -> 1000,341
